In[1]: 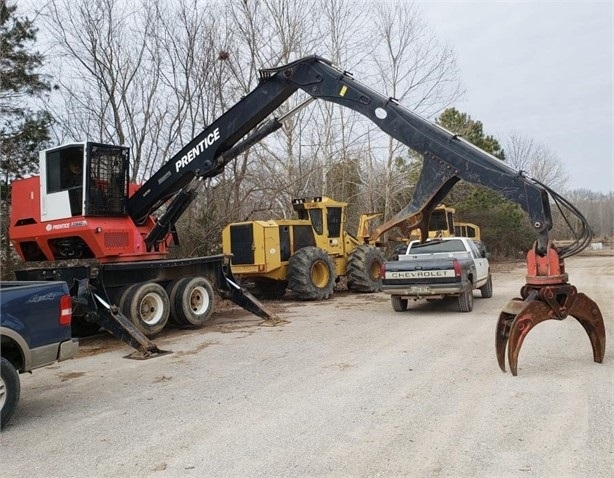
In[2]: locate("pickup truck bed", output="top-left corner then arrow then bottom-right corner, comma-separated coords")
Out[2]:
381,238 -> 493,312
1,281 -> 78,428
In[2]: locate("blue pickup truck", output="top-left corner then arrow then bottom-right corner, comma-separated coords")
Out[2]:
1,281 -> 79,428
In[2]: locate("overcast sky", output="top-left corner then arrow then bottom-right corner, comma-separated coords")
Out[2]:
416,1 -> 613,194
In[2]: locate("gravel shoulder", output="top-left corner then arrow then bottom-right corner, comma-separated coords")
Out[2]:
1,255 -> 612,478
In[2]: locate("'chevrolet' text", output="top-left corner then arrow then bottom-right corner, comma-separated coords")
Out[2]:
386,270 -> 455,279
175,128 -> 221,172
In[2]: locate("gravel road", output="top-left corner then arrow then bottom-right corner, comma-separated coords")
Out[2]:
1,255 -> 612,478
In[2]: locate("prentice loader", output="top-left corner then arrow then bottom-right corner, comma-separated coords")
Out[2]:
8,55 -> 604,373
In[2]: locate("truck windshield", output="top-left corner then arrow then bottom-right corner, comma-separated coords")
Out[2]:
409,239 -> 466,254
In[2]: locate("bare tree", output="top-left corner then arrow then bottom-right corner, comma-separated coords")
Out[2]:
223,0 -> 321,220
364,0 -> 464,227
28,0 -> 469,256
505,133 -> 569,191
42,0 -> 172,181
558,190 -> 614,241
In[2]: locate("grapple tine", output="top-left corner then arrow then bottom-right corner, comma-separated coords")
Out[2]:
496,311 -> 512,372
507,300 -> 554,376
569,293 -> 606,364
496,299 -> 525,372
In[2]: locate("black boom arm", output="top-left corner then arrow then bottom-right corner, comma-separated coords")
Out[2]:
129,56 -> 553,252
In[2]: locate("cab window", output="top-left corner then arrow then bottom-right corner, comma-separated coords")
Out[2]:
309,209 -> 323,235
327,207 -> 342,238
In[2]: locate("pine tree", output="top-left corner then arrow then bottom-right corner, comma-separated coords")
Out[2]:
0,0 -> 54,278
436,107 -> 534,258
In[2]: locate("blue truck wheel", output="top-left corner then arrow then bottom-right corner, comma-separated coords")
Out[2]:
1,357 -> 21,429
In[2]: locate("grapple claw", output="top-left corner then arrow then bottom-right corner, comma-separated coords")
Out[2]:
568,293 -> 606,364
506,300 -> 554,376
496,241 -> 606,375
496,298 -> 525,372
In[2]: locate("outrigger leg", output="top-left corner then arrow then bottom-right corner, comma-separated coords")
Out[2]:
92,292 -> 171,359
220,268 -> 286,326
495,242 -> 606,375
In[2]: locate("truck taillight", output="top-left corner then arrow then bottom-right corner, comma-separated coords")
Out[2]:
453,259 -> 462,277
380,263 -> 386,277
59,294 -> 73,326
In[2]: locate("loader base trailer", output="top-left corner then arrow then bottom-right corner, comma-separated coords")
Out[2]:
15,254 -> 272,341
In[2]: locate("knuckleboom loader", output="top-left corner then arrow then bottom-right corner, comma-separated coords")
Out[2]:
222,196 -> 384,300
9,56 -> 604,373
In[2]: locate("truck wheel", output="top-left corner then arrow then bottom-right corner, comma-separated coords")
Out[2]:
169,277 -> 214,327
391,296 -> 408,312
458,288 -> 474,312
1,357 -> 20,429
347,245 -> 384,292
479,274 -> 493,298
287,247 -> 336,300
121,282 -> 170,337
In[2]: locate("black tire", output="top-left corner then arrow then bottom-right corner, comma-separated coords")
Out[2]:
347,245 -> 384,292
1,357 -> 20,429
480,274 -> 493,298
253,279 -> 288,300
169,277 -> 214,327
391,296 -> 408,312
165,279 -> 185,324
120,282 -> 170,337
458,287 -> 474,312
287,247 -> 336,300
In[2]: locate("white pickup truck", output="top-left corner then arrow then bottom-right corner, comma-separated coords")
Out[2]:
380,237 -> 492,312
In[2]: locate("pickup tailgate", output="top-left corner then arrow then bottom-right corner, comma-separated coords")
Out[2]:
382,259 -> 460,285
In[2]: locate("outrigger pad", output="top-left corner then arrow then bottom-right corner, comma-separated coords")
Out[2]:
124,349 -> 172,360
496,290 -> 606,376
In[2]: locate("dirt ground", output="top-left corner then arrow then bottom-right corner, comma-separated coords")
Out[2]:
1,255 -> 612,478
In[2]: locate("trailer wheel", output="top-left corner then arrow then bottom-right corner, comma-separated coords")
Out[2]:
480,274 -> 493,298
169,277 -> 214,327
1,357 -> 20,429
347,245 -> 384,292
458,288 -> 474,312
121,282 -> 170,337
391,296 -> 408,312
287,246 -> 336,300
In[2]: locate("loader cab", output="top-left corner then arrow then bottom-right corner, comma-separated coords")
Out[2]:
292,196 -> 346,255
428,206 -> 455,236
41,142 -> 130,221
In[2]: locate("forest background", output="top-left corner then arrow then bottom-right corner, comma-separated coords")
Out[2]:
2,0 -> 612,279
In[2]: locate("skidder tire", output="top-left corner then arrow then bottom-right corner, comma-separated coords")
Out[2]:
391,296 -> 408,312
121,282 -> 170,337
169,277 -> 214,327
458,287 -> 474,312
347,245 -> 384,292
287,247 -> 336,300
1,357 -> 20,429
480,274 -> 493,298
